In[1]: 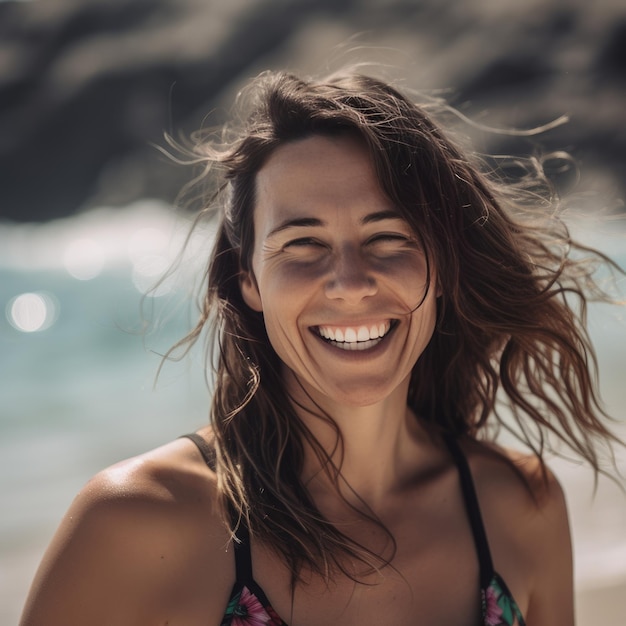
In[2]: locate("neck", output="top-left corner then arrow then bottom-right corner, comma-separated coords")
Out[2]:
286,371 -> 430,510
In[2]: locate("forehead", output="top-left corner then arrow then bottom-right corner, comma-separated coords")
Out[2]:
254,134 -> 392,225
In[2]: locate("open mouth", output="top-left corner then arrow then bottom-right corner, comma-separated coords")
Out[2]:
313,320 -> 397,351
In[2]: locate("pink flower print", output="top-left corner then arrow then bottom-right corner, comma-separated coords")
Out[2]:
231,586 -> 276,626
485,585 -> 504,626
264,604 -> 283,625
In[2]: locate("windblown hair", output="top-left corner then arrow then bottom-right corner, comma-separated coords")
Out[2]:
167,70 -> 621,582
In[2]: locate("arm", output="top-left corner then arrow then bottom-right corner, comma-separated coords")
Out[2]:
522,466 -> 575,626
470,443 -> 575,626
20,441 -> 234,626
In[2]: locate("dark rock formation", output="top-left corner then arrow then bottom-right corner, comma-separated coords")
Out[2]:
0,0 -> 624,222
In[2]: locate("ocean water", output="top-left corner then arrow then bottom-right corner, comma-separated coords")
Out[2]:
0,201 -> 625,623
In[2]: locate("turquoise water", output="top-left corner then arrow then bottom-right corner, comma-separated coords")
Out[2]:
0,203 -> 211,622
0,202 -> 624,623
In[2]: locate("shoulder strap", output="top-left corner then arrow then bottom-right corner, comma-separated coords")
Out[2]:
443,435 -> 494,588
180,432 -> 216,470
180,432 -> 254,585
233,518 -> 254,584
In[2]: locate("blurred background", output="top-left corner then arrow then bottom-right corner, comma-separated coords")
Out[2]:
1,0 -> 625,623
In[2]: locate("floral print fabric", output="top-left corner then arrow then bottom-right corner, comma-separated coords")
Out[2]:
220,584 -> 284,626
483,574 -> 526,626
220,575 -> 525,626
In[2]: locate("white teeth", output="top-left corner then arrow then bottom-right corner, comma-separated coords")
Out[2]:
334,338 -> 379,351
357,326 -> 370,342
344,328 -> 357,342
316,322 -> 392,346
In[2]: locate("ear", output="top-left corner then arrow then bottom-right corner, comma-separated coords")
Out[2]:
239,270 -> 263,312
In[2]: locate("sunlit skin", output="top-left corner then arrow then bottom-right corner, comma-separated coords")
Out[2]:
240,134 -> 441,501
242,134 -> 437,402
19,137 -> 574,626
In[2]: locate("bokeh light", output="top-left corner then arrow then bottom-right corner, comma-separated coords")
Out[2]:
7,292 -> 58,332
128,226 -> 178,297
131,254 -> 173,297
128,227 -> 169,264
63,238 -> 105,280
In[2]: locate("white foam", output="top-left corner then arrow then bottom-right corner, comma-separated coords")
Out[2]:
0,200 -> 216,296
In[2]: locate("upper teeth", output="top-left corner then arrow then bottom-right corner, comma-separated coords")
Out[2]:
317,322 -> 391,343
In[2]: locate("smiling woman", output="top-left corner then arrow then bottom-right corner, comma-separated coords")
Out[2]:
19,70 -> 624,626
239,134 -> 437,410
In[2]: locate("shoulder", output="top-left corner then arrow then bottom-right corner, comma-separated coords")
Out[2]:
78,432 -> 227,545
462,439 -> 574,625
20,431 -> 235,626
62,431 -> 228,554
81,431 -> 221,518
462,438 -> 567,513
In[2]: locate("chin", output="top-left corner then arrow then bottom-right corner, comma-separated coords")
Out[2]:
324,380 -> 404,408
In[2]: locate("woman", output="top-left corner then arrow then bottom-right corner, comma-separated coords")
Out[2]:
20,71 -> 621,626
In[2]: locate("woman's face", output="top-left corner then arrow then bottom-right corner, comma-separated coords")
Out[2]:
240,134 -> 438,408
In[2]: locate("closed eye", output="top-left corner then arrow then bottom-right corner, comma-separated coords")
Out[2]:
367,233 -> 413,245
283,237 -> 327,250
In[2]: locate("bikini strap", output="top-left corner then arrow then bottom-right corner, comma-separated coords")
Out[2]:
180,432 -> 254,585
180,432 -> 216,470
443,435 -> 494,588
233,517 -> 254,584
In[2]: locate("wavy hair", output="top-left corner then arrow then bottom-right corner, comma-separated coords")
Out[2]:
165,70 -> 622,582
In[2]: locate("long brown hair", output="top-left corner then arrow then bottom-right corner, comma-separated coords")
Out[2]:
166,70 -> 622,581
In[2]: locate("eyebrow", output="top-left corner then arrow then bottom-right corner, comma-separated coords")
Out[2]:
361,210 -> 404,225
266,210 -> 404,238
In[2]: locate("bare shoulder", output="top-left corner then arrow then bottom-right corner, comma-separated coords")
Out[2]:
463,438 -> 567,512
462,439 -> 574,626
20,430 -> 234,626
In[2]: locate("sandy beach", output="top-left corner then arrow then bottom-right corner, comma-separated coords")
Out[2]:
577,578 -> 626,625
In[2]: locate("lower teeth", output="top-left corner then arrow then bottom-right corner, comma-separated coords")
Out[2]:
328,338 -> 381,351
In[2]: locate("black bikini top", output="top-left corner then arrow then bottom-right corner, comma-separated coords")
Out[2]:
182,432 -> 525,626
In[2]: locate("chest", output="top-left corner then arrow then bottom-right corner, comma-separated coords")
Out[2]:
251,500 -> 483,626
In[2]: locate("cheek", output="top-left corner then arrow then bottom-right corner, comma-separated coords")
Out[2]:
373,250 -> 429,276
406,286 -> 438,349
256,270 -> 311,348
257,257 -> 328,307
382,263 -> 433,310
261,315 -> 309,376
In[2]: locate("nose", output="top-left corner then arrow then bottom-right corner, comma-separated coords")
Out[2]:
324,245 -> 377,303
